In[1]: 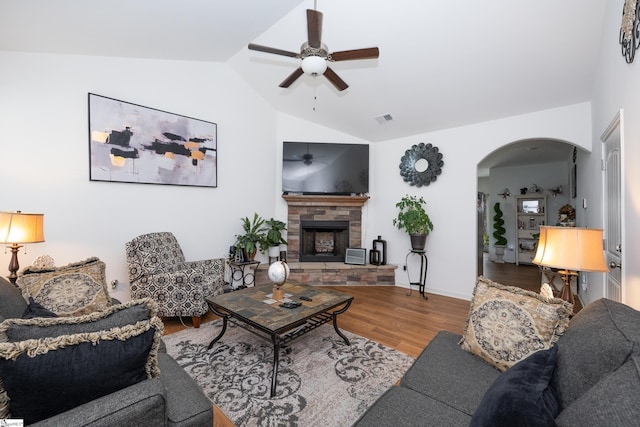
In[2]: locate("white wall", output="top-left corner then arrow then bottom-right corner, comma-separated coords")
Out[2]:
0,51 -> 280,300
587,0 -> 640,309
488,161 -> 571,263
372,103 -> 592,300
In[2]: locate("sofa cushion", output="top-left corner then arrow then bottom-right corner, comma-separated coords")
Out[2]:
551,298 -> 640,409
401,331 -> 501,416
470,346 -> 559,427
22,297 -> 59,319
352,385 -> 472,427
0,299 -> 158,342
17,257 -> 112,317
460,276 -> 572,371
0,314 -> 163,424
555,355 -> 640,427
0,276 -> 28,321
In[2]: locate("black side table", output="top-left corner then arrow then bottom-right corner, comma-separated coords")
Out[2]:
406,250 -> 428,299
229,260 -> 260,289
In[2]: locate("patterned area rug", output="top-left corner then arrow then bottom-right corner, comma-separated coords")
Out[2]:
163,320 -> 414,427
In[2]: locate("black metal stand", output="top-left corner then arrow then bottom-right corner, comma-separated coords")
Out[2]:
406,250 -> 428,299
228,260 -> 260,288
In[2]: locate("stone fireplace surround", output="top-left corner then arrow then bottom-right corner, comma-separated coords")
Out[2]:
256,195 -> 397,286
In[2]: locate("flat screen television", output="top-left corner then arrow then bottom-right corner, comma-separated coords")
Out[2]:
282,142 -> 369,195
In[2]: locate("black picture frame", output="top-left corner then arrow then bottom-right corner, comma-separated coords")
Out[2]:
88,93 -> 217,188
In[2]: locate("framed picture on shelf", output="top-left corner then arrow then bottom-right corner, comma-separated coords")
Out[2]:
88,93 -> 217,188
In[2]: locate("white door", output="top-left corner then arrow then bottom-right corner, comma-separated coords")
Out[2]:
601,111 -> 623,302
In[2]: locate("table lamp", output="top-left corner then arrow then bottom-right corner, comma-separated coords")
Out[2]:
0,211 -> 45,284
533,226 -> 608,304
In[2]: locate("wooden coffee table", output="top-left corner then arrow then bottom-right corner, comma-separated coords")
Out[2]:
205,283 -> 353,397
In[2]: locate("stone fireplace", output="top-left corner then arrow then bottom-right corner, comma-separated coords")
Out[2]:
254,194 -> 397,286
283,195 -> 368,262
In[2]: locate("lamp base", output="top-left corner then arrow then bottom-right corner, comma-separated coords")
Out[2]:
7,244 -> 22,285
558,269 -> 577,305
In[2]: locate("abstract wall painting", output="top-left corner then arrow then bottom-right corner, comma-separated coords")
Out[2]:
88,93 -> 217,188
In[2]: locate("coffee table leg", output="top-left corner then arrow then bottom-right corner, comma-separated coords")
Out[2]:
207,306 -> 229,350
331,300 -> 352,345
270,334 -> 280,397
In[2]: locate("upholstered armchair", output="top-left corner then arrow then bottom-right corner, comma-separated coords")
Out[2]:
126,232 -> 225,328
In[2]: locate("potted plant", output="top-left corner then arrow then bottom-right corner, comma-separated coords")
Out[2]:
235,213 -> 266,261
261,218 -> 287,257
558,204 -> 576,226
393,194 -> 434,250
492,202 -> 508,263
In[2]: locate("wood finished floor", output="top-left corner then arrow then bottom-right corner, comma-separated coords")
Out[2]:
162,259 -> 562,427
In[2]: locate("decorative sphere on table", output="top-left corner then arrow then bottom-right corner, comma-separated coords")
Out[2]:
268,261 -> 290,285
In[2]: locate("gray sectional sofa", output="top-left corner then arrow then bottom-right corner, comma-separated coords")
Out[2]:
0,275 -> 213,426
354,298 -> 640,426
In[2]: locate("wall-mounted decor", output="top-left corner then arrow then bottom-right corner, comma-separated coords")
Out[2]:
398,142 -> 444,187
88,93 -> 217,187
571,164 -> 577,199
620,0 -> 640,63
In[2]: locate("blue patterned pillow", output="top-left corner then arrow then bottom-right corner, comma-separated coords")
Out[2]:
471,346 -> 559,427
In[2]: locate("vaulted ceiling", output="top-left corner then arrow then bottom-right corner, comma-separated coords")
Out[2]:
0,0 -> 608,165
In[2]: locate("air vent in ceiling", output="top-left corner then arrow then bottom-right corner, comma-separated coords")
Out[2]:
375,113 -> 394,124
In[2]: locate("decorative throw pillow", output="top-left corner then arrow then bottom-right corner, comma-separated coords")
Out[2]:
470,346 -> 559,427
16,257 -> 111,317
0,298 -> 158,342
0,308 -> 163,424
460,276 -> 572,371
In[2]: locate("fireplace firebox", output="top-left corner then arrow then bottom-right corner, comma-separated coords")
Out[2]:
300,220 -> 349,262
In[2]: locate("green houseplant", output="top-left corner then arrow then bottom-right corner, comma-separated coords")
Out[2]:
261,218 -> 287,256
235,213 -> 266,261
492,202 -> 507,263
393,194 -> 434,250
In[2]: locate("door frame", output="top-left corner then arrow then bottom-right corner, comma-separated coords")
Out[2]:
600,109 -> 625,302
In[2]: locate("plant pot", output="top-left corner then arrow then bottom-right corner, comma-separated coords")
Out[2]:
268,246 -> 280,258
410,234 -> 427,251
245,248 -> 257,262
494,245 -> 506,263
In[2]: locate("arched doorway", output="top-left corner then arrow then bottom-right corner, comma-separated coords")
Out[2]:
476,139 -> 576,277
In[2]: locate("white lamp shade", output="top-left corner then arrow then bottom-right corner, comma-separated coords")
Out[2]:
301,56 -> 327,76
533,226 -> 608,272
0,211 -> 45,244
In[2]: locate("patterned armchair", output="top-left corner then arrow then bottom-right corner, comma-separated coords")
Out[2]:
125,232 -> 225,328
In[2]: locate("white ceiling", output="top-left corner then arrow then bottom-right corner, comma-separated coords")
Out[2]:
0,0 -> 608,166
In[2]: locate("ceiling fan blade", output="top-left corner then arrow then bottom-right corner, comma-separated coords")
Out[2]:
279,67 -> 304,88
331,47 -> 380,62
248,43 -> 299,58
324,67 -> 348,91
307,9 -> 323,48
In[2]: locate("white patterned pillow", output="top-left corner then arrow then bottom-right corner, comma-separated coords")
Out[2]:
460,276 -> 573,371
16,257 -> 111,317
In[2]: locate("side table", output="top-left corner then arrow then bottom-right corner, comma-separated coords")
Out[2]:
228,260 -> 260,289
406,250 -> 428,299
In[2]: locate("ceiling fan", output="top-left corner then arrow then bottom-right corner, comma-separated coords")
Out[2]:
248,8 -> 379,91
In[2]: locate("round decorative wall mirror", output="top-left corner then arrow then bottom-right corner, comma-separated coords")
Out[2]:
399,142 -> 444,187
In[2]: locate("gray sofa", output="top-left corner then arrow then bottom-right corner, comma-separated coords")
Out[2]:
354,298 -> 640,426
0,276 -> 213,426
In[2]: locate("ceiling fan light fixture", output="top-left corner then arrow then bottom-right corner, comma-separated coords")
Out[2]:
301,55 -> 327,76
